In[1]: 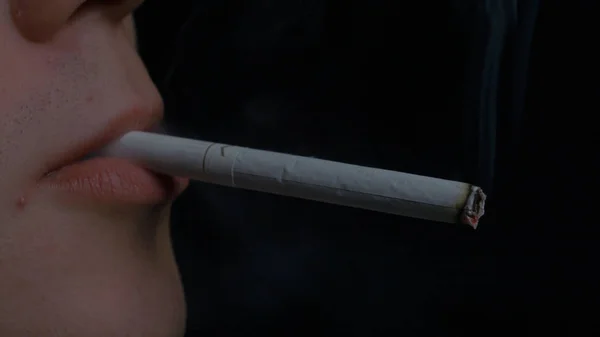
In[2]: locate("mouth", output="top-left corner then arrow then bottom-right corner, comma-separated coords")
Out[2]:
40,157 -> 189,205
39,118 -> 189,205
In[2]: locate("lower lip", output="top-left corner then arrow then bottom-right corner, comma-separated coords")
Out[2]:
39,158 -> 190,205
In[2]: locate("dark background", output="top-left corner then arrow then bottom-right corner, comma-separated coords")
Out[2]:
135,1 -> 597,336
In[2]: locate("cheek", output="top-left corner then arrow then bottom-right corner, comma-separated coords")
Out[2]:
0,29 -> 60,200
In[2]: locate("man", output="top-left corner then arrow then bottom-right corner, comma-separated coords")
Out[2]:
0,0 -> 188,336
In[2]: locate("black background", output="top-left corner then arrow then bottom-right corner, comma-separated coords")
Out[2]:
134,1 -> 597,336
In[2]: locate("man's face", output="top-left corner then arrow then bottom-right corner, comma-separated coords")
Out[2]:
0,1 -> 187,336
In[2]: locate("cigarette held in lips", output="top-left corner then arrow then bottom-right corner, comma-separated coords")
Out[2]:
96,132 -> 486,229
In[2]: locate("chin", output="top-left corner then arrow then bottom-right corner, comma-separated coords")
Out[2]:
0,282 -> 186,337
0,194 -> 187,337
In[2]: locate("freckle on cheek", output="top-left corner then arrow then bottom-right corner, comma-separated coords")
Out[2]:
16,195 -> 27,210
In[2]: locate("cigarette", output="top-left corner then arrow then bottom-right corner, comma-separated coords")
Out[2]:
98,132 -> 486,228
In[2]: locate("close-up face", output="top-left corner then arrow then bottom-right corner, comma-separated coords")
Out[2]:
0,0 -> 188,336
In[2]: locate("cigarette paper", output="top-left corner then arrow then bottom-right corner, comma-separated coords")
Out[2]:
98,132 -> 486,228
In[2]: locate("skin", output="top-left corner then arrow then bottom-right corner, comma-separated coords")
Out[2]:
0,0 -> 186,336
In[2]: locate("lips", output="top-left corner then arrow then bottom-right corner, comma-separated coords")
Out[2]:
38,108 -> 189,206
40,157 -> 189,205
41,110 -> 160,176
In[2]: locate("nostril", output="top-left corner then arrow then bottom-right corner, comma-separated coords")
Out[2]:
10,0 -> 87,42
9,0 -> 141,43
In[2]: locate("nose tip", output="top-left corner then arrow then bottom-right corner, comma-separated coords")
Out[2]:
10,0 -> 145,42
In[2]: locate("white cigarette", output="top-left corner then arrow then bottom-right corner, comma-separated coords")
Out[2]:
98,132 -> 486,228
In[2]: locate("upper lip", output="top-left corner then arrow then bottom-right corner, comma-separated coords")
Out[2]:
42,105 -> 164,177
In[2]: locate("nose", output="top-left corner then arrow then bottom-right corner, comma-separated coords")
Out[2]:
10,0 -> 145,42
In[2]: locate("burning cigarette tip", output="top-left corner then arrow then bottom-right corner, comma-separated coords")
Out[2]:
460,186 -> 486,229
